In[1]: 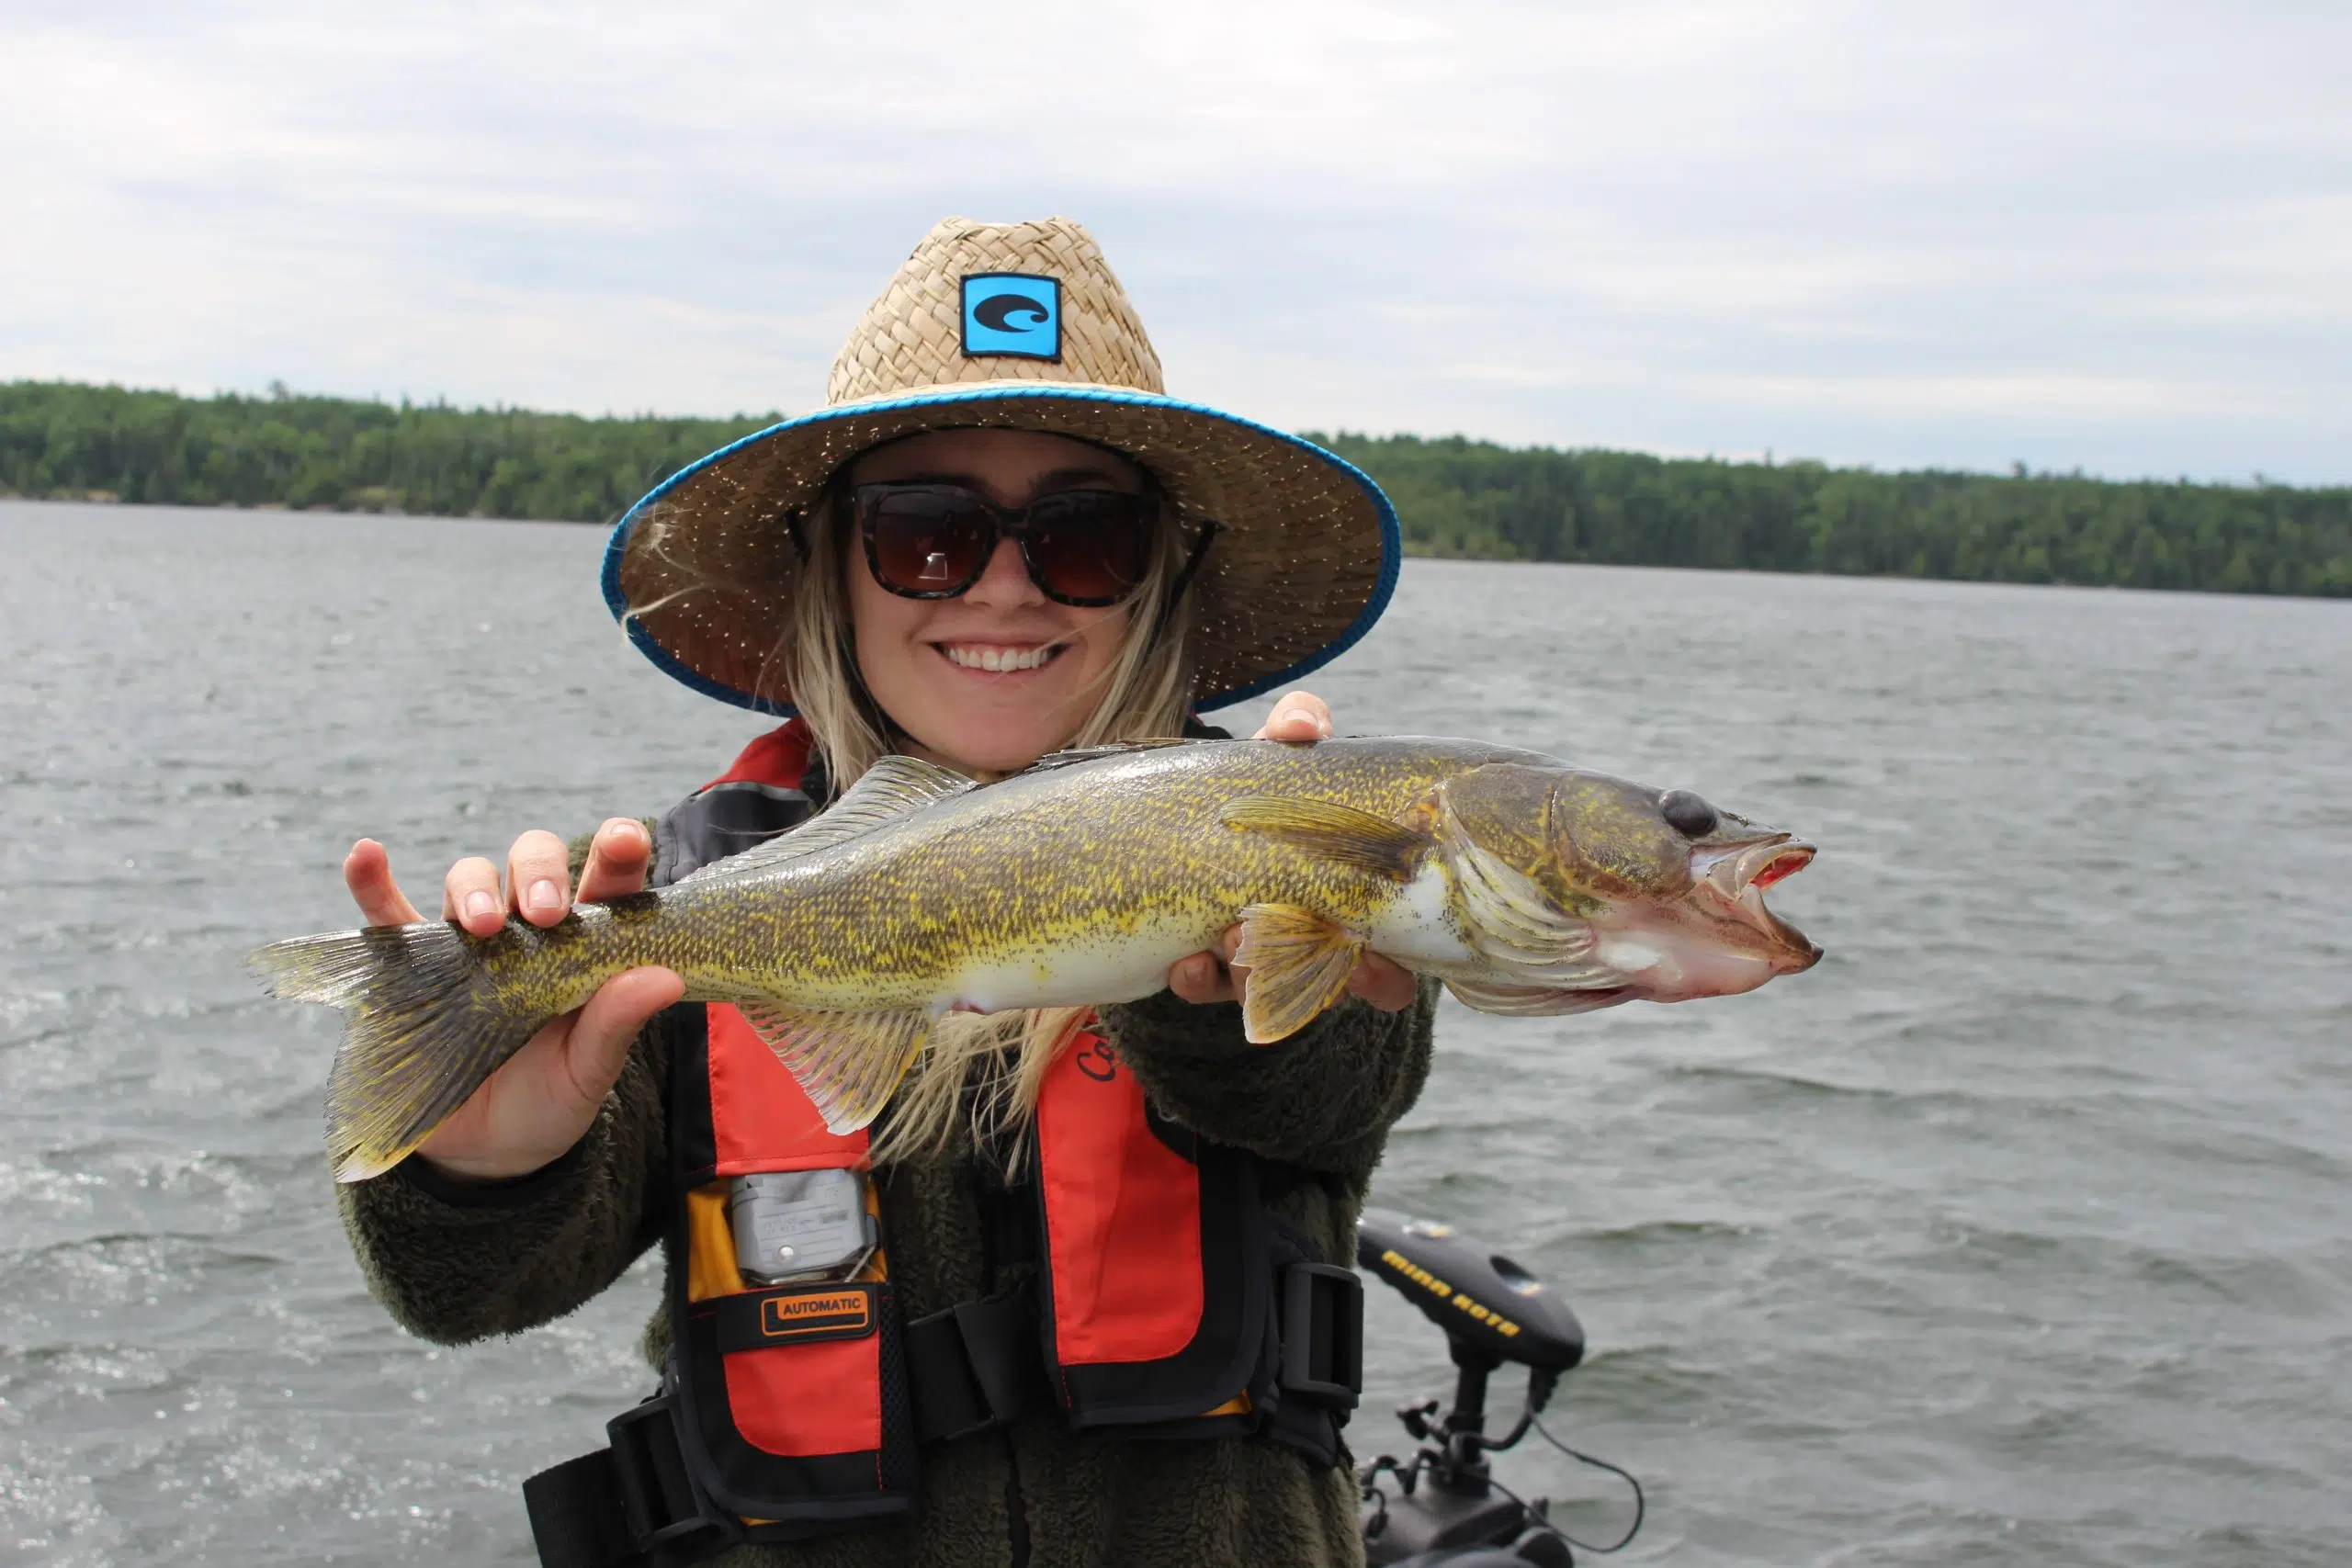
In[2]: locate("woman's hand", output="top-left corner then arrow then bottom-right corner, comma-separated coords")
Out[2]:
1165,691 -> 1417,1019
341,820 -> 684,1183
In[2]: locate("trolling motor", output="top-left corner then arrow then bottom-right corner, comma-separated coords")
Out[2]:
1353,1211 -> 1641,1567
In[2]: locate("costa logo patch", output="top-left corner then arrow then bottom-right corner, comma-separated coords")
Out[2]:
961,273 -> 1061,360
760,1290 -> 872,1340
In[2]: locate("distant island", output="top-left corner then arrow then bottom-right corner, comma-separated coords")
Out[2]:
6,379 -> 2346,597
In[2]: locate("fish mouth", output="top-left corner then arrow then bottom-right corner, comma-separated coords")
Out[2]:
1692,833 -> 1821,970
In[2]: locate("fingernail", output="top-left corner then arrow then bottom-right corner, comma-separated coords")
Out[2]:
1279,707 -> 1315,728
463,890 -> 498,923
526,879 -> 562,916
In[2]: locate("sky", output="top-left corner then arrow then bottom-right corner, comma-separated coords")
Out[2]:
3,1 -> 2347,483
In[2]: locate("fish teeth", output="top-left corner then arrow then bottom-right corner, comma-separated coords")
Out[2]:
944,644 -> 1057,672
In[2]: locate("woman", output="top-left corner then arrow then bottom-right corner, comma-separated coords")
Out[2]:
335,217 -> 1432,1568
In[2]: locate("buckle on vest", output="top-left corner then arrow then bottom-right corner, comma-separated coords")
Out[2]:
907,1286 -> 1044,1444
604,1389 -> 741,1565
522,1387 -> 742,1568
1279,1261 -> 1363,1410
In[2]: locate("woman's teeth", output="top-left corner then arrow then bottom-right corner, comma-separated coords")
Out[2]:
941,643 -> 1060,672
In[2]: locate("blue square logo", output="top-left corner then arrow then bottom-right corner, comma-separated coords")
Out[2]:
961,274 -> 1061,361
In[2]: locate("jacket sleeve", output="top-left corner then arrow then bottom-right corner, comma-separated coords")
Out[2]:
332,825 -> 672,1345
1094,980 -> 1439,1184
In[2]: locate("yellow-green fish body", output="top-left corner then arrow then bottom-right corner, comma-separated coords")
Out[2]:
250,738 -> 1821,1181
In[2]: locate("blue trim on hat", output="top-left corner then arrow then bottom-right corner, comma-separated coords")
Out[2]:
601,384 -> 1403,717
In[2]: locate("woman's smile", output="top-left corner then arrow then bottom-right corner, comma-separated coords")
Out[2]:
934,639 -> 1067,674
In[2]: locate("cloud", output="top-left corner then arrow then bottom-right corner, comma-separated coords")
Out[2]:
1,0 -> 2346,480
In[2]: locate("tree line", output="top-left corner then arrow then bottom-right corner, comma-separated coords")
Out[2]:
0,380 -> 756,525
6,379 -> 2347,597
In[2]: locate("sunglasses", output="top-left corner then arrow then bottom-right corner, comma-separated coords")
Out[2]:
845,482 -> 1217,607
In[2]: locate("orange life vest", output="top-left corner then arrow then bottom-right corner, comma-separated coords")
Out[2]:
524,723 -> 1362,1558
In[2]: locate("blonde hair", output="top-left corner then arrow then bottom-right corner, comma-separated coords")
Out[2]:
769,461 -> 1202,1166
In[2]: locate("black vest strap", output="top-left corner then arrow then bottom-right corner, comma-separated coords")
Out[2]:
524,1386 -> 741,1568
522,1451 -> 638,1568
1256,1219 -> 1365,1469
905,1285 -> 1049,1444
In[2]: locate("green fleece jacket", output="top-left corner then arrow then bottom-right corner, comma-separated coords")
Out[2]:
337,836 -> 1437,1568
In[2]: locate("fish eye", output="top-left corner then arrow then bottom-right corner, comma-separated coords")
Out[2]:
1658,789 -> 1719,838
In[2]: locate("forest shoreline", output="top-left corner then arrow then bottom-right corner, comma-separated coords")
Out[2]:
7,380 -> 2347,597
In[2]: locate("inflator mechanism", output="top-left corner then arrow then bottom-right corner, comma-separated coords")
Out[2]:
1352,1210 -> 1639,1567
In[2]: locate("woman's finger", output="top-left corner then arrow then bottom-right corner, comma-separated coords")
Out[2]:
1344,952 -> 1419,1012
559,966 -> 684,1111
343,840 -> 424,926
1165,950 -> 1236,1005
576,818 -> 654,905
1253,689 -> 1334,745
444,856 -> 504,935
505,829 -> 574,928
1168,923 -> 1248,1005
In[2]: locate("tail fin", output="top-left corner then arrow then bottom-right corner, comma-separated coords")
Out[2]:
247,923 -> 541,1183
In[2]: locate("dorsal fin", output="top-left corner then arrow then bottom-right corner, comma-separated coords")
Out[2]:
1012,738 -> 1195,776
677,755 -> 978,882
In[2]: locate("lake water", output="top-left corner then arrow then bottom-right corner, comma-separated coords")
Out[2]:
2,501 -> 2346,1566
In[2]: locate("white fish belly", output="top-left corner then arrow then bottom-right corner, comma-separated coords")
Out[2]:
944,913 -> 1214,1014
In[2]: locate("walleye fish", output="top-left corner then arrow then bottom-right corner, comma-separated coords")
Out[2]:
250,737 -> 1821,1181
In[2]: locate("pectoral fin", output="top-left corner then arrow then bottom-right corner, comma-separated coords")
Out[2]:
1221,795 -> 1428,881
737,1002 -> 934,1134
1233,903 -> 1367,1044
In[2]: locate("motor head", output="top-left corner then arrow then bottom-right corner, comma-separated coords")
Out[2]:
1356,1209 -> 1584,1372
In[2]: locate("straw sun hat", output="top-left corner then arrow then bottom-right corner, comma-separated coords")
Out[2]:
602,215 -> 1401,715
